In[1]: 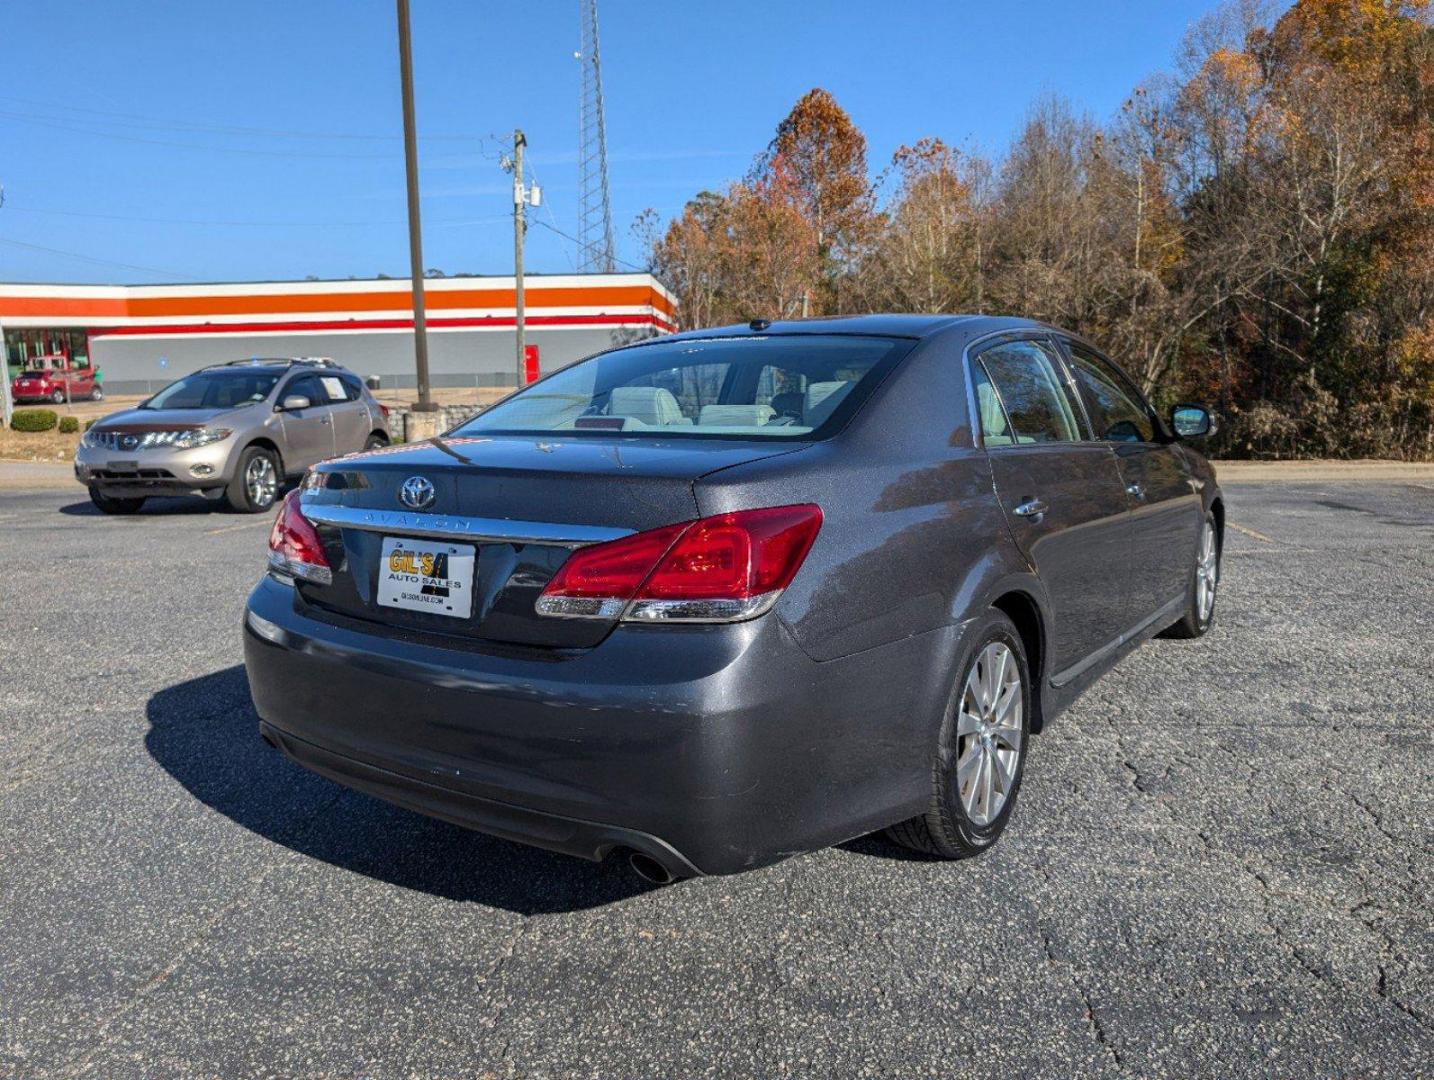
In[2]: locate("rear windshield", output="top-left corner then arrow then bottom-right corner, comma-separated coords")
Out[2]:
452,334 -> 912,440
142,370 -> 282,410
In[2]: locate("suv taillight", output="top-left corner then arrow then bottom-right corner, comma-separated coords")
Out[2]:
536,504 -> 822,623
268,491 -> 332,584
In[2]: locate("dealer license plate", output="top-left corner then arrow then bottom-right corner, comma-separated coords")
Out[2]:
376,536 -> 475,619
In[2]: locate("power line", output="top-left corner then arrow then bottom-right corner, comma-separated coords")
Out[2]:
0,237 -> 203,280
4,206 -> 510,229
0,111 -> 396,160
521,160 -> 579,272
529,218 -> 646,274
0,94 -> 476,142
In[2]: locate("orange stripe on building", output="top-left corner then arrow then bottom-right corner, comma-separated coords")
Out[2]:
0,284 -> 676,321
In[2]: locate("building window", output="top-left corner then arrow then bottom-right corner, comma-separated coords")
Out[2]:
4,328 -> 92,376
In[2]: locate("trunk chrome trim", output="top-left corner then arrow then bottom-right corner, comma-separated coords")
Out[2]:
299,501 -> 633,548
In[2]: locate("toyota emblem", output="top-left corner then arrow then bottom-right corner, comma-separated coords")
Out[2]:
398,475 -> 436,510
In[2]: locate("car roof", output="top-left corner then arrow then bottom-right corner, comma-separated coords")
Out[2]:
646,313 -> 1060,344
202,357 -> 352,373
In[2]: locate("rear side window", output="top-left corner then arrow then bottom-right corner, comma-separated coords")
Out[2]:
337,373 -> 366,400
318,374 -> 356,402
974,339 -> 1085,446
1064,342 -> 1154,443
453,334 -> 913,440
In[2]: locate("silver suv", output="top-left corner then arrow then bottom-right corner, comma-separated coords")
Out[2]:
75,358 -> 392,514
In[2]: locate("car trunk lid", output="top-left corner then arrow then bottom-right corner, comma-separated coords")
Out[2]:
294,434 -> 805,649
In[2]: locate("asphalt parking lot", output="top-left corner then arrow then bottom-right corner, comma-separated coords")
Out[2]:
1,476 -> 1430,1078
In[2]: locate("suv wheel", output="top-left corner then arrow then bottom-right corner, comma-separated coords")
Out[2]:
364,433 -> 388,450
50,389 -> 66,404
1162,511 -> 1219,639
887,610 -> 1031,858
90,386 -> 104,401
226,446 -> 281,513
89,487 -> 145,515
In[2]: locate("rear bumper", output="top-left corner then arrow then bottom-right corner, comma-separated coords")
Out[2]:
242,574 -> 957,876
259,721 -> 705,878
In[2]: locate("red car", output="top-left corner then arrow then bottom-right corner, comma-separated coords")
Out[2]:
10,358 -> 102,404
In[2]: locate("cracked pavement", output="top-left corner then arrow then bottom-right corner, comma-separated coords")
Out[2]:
1,477 -> 1430,1078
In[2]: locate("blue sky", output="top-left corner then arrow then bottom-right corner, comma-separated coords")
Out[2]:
1,0 -> 1228,285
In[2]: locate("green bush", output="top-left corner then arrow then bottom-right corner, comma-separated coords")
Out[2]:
10,408 -> 59,433
84,418 -> 99,431
58,416 -> 80,434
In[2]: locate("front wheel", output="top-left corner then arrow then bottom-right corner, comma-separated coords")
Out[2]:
1162,511 -> 1219,639
225,446 -> 281,513
89,487 -> 145,515
887,610 -> 1031,859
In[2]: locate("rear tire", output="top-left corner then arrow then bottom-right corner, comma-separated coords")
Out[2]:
225,446 -> 281,513
887,610 -> 1032,859
90,386 -> 104,401
363,433 -> 388,450
51,389 -> 65,404
89,487 -> 145,515
1163,511 -> 1219,639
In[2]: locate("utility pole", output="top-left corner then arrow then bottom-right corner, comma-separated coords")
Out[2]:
396,0 -> 435,411
504,131 -> 540,390
512,130 -> 527,391
0,185 -> 10,428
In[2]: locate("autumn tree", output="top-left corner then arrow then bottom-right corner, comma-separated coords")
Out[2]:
754,88 -> 876,312
851,138 -> 992,314
642,2 -> 1434,458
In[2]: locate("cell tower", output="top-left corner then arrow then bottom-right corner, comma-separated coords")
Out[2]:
576,0 -> 616,273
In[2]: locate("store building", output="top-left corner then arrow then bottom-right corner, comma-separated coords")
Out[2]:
1,273 -> 677,395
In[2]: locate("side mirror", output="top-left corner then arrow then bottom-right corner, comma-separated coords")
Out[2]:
1171,403 -> 1216,439
279,394 -> 312,411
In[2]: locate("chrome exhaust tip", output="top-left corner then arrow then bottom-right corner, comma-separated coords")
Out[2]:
628,851 -> 677,886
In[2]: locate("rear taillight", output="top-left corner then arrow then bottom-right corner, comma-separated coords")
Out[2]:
377,403 -> 390,419
537,504 -> 822,624
267,491 -> 332,584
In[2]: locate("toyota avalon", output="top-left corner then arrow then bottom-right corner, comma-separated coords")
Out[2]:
243,315 -> 1222,882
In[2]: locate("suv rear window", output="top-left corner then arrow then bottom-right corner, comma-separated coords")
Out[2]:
453,335 -> 912,440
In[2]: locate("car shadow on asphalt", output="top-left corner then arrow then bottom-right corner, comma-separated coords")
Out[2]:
60,497 -> 218,517
835,833 -> 945,863
145,665 -> 656,915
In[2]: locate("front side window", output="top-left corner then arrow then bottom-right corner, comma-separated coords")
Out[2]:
1064,342 -> 1154,443
452,335 -> 912,440
284,374 -> 330,407
974,338 -> 1085,446
142,369 -> 281,410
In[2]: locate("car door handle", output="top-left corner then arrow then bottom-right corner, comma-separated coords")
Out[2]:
1013,498 -> 1048,519
1126,483 -> 1145,500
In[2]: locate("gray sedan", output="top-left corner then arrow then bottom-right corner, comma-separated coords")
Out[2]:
243,315 -> 1222,882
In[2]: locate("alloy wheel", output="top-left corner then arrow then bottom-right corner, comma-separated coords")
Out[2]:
1196,519 -> 1218,623
246,456 -> 278,508
955,641 -> 1024,826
